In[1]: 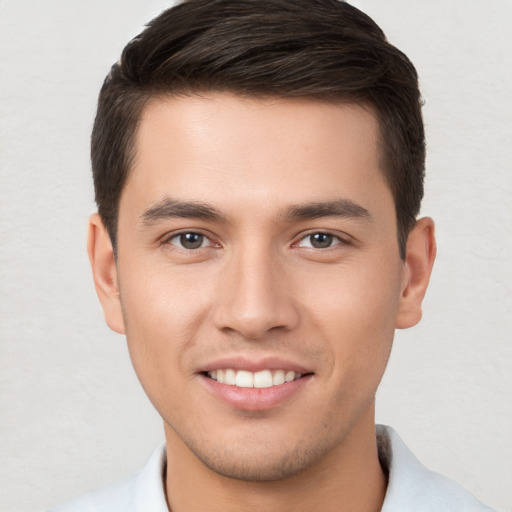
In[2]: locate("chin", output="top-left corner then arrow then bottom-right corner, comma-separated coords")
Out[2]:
185,434 -> 333,482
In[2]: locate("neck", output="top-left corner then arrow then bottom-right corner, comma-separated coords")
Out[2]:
164,405 -> 387,512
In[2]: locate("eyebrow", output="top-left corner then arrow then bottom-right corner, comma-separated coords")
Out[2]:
139,197 -> 372,226
140,198 -> 227,224
281,199 -> 372,223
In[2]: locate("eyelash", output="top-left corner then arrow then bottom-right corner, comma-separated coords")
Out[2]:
293,232 -> 347,250
162,231 -> 217,251
162,230 -> 349,251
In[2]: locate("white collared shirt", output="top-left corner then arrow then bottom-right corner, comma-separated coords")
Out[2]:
48,425 -> 496,512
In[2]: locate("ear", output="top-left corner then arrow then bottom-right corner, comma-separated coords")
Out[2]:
87,213 -> 126,334
396,217 -> 436,329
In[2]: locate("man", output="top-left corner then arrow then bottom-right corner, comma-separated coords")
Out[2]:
49,0 -> 496,510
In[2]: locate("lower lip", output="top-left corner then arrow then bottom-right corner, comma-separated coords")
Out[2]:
200,374 -> 312,411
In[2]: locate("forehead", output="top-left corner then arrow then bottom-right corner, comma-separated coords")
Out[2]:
122,93 -> 392,219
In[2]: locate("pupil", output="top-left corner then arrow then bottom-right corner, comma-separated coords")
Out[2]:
181,233 -> 203,249
311,233 -> 333,248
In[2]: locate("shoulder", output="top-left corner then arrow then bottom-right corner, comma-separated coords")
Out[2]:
46,442 -> 168,512
378,425 -> 497,512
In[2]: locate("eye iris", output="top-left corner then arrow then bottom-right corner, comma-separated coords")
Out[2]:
180,233 -> 204,249
310,233 -> 333,249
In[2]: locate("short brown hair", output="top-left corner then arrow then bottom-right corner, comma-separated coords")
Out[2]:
91,0 -> 425,258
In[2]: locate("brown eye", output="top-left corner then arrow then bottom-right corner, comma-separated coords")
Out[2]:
170,232 -> 209,250
309,233 -> 334,249
296,232 -> 340,249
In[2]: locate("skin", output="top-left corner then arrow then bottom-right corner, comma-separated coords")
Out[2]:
88,94 -> 436,512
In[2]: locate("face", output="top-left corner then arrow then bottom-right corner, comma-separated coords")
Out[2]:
95,94 -> 424,481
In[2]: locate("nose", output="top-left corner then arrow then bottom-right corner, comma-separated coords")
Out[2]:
213,245 -> 300,339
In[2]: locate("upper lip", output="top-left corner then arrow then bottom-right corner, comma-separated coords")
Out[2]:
198,355 -> 313,375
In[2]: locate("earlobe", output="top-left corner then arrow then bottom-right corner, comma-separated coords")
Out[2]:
87,213 -> 126,334
396,217 -> 436,329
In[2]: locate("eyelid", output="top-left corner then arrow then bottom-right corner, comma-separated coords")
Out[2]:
158,228 -> 351,250
293,230 -> 351,248
160,229 -> 219,249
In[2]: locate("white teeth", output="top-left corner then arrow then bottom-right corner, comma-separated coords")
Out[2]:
207,368 -> 303,387
235,370 -> 253,388
254,370 -> 273,388
285,370 -> 295,383
273,369 -> 285,386
224,369 -> 236,385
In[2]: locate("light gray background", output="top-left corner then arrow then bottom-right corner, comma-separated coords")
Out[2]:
1,1 -> 511,511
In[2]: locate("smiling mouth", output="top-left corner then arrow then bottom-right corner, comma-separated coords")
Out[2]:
205,369 -> 305,388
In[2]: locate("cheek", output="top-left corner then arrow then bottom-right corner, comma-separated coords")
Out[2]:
299,257 -> 402,374
119,255 -> 213,334
116,261 -> 212,400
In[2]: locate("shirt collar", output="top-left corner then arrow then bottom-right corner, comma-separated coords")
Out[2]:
135,426 -> 493,512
